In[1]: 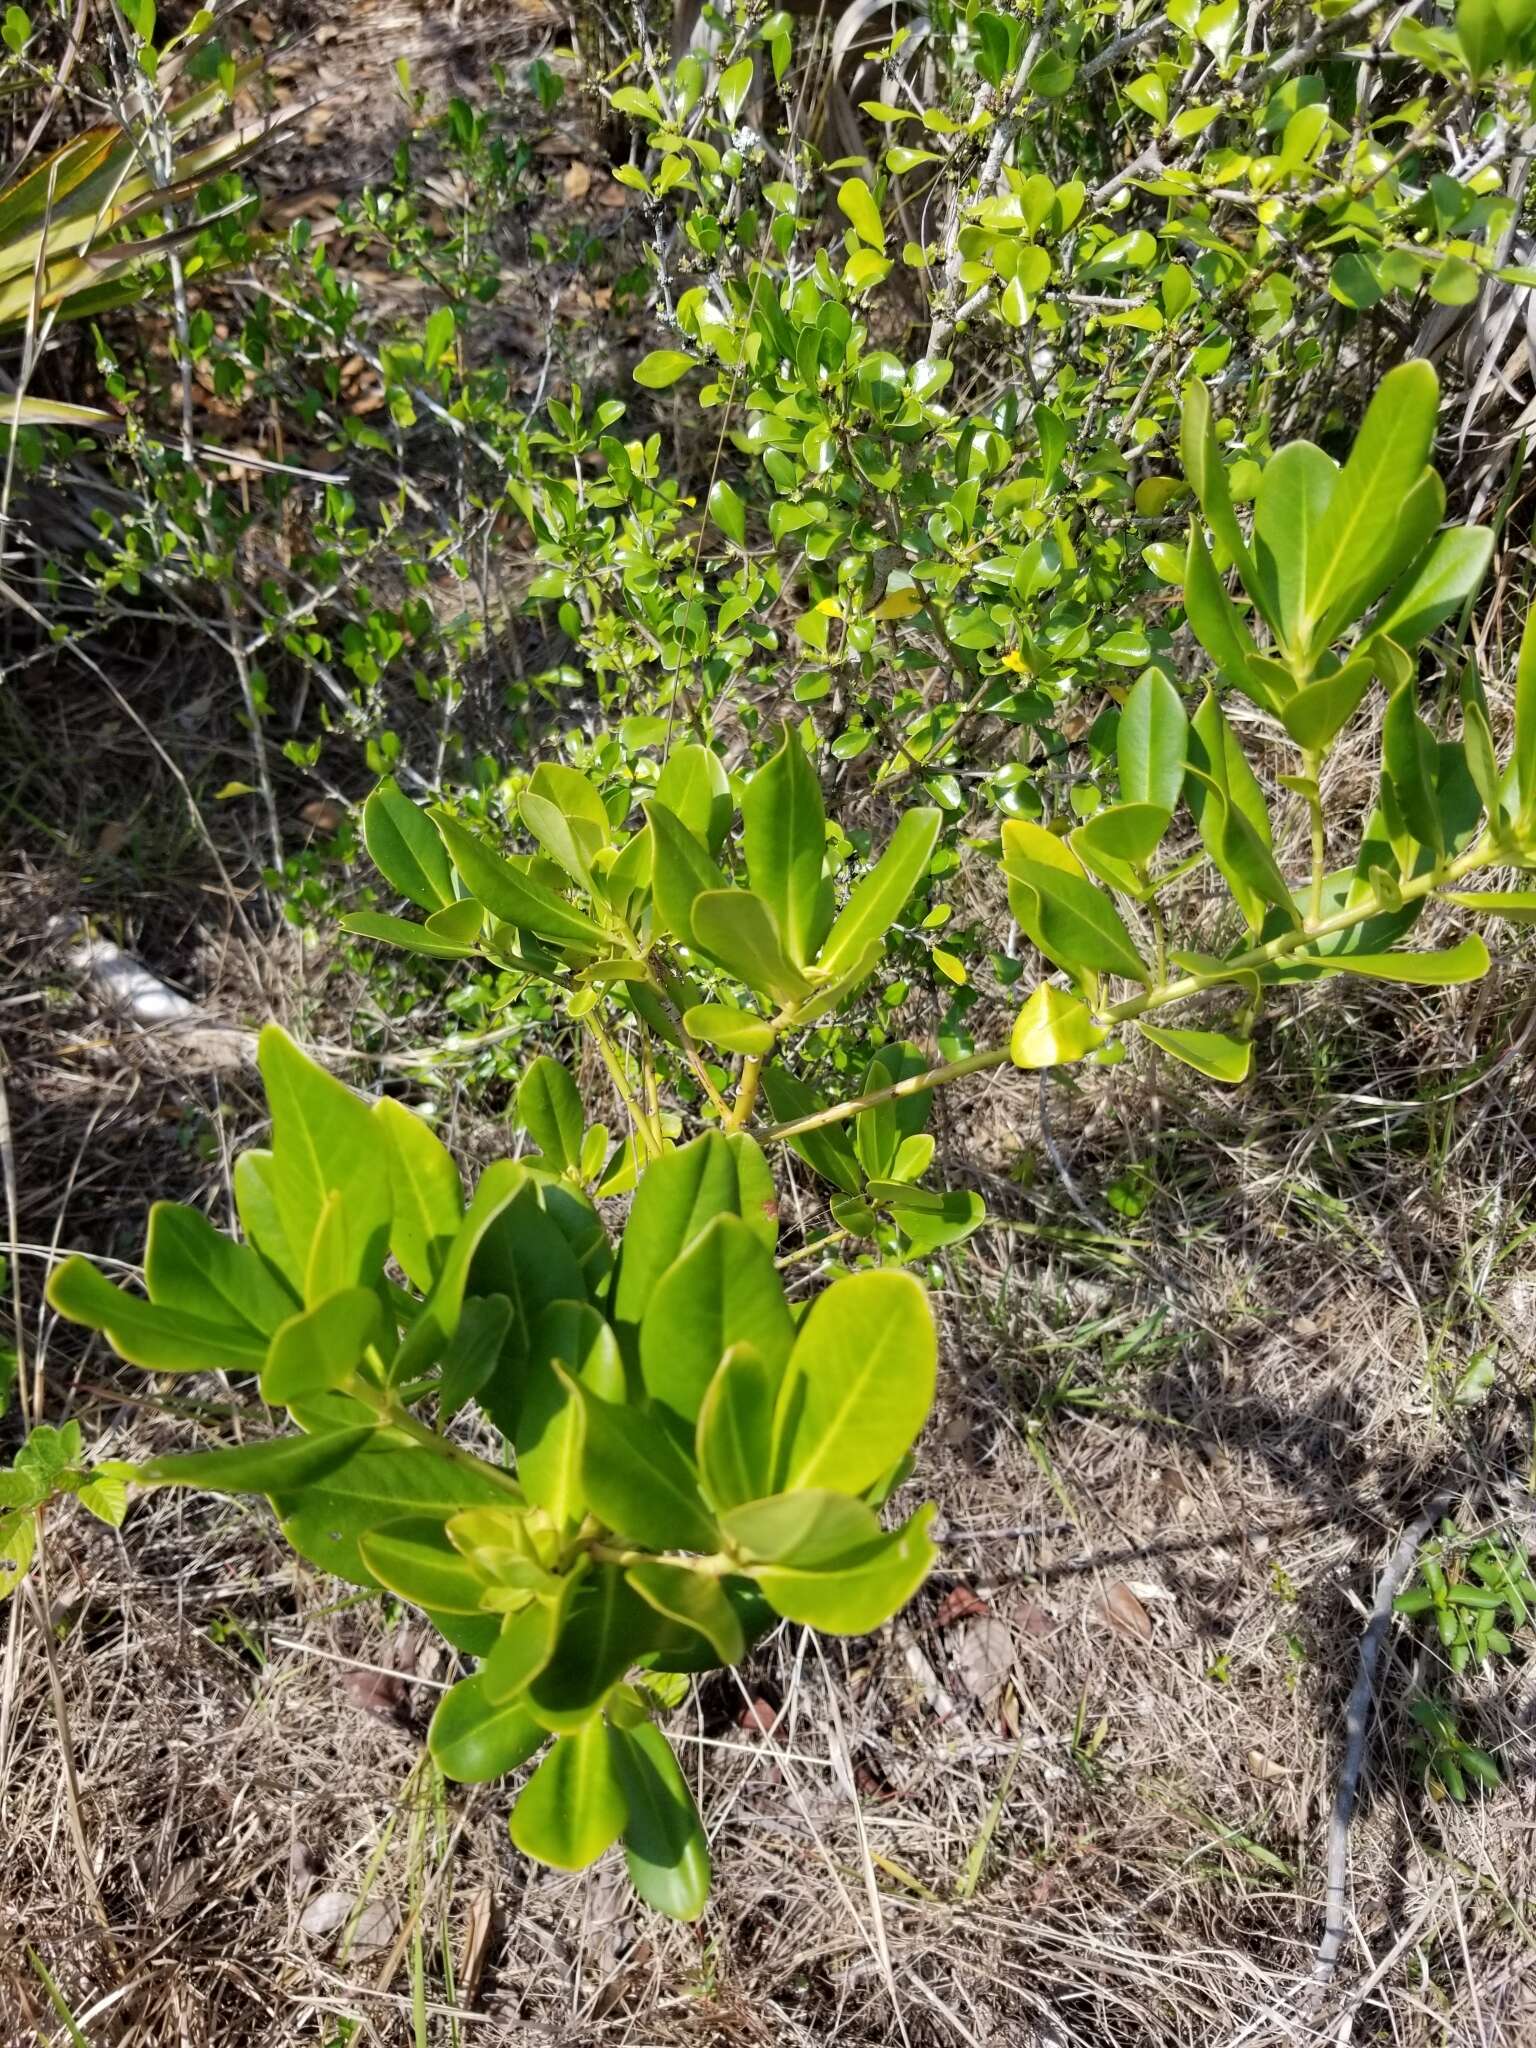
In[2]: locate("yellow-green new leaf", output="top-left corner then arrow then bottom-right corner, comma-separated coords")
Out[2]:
364,777 -> 456,910
48,1255 -> 270,1375
1139,1023 -> 1252,1082
627,1560 -> 746,1663
633,348 -> 696,389
740,728 -> 833,968
726,1491 -> 938,1633
837,175 -> 886,252
1011,984 -> 1107,1069
509,1721 -> 627,1870
682,1003 -> 776,1057
262,1287 -> 384,1406
773,1269 -> 936,1495
692,888 -> 812,1004
374,1097 -> 462,1292
817,806 -> 940,976
696,1341 -> 779,1510
1307,933 -> 1490,985
359,1515 -> 489,1614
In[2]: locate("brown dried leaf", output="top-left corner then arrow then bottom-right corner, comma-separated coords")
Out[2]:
340,1666 -> 409,1723
562,161 -> 593,201
457,1886 -> 495,2009
737,1696 -> 779,1735
951,1613 -> 1015,1701
934,1584 -> 989,1629
1099,1582 -> 1153,1641
301,798 -> 346,835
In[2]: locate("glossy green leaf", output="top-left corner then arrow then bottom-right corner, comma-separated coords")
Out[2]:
740,728 -> 833,969
339,909 -> 476,958
233,1150 -> 302,1293
48,1255 -> 270,1374
144,1201 -> 295,1335
359,1514 -> 488,1613
517,1055 -> 584,1173
757,1065 -> 862,1195
526,1565 -> 664,1730
612,1131 -> 776,1353
817,806 -> 940,976
1139,1023 -> 1252,1082
1250,440 -> 1336,659
1443,890 -> 1536,923
1374,525 -> 1492,651
1071,803 -> 1170,889
707,477 -> 746,546
1306,933 -> 1490,984
274,1437 -> 518,1595
509,1720 -> 627,1869
633,348 -> 696,389
682,1003 -> 775,1057
1186,693 -> 1298,930
574,1372 -> 719,1551
466,1177 -> 590,1432
1278,657 -> 1374,753
519,789 -> 597,892
1010,984 -> 1107,1068
654,744 -> 731,853
262,1287 -> 385,1406
439,1295 -> 514,1422
430,809 -> 606,948
627,1560 -> 745,1662
1183,523 -> 1259,689
691,887 -> 811,1004
640,1213 -> 795,1430
374,1097 -> 462,1292
1382,683 -> 1444,856
1118,669 -> 1188,814
1511,607 -> 1536,833
645,798 -> 727,947
717,54 -> 753,119
774,1269 -> 935,1495
1180,379 -> 1262,620
259,1026 -> 392,1288
610,1721 -> 711,1920
1002,854 -> 1150,982
1307,360 -> 1439,649
364,777 -> 455,911
696,1341 -> 779,1511
517,1299 -> 624,1524
428,1670 -> 545,1783
726,1492 -> 938,1633
479,1592 -> 564,1701
837,175 -> 885,252
135,1423 -> 381,1495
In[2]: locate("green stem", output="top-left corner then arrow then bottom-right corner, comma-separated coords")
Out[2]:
726,1053 -> 763,1133
586,1015 -> 665,1158
587,1541 -> 735,1575
1303,749 -> 1326,925
351,1385 -> 527,1502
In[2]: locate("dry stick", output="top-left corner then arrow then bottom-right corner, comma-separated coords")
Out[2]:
1310,1495 -> 1452,1999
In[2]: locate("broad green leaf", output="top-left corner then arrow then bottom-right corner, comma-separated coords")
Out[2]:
854,1054 -> 899,1181
1138,1024 -> 1252,1082
1305,933 -> 1490,985
627,1560 -> 745,1662
726,1492 -> 938,1633
428,1671 -> 545,1783
1307,360 -> 1440,649
1002,856 -> 1150,982
640,1214 -> 795,1430
1382,684 -> 1444,857
1180,380 -> 1262,622
262,1287 -> 384,1406
774,1269 -> 935,1495
837,175 -> 885,252
1183,524 -> 1259,689
136,1423 -> 381,1494
274,1439 -> 520,1592
1328,468 -> 1446,649
1011,984 -> 1107,1068
1278,657 -> 1374,752
1071,803 -> 1170,891
645,799 -> 727,947
1118,669 -> 1188,814
612,1131 -> 777,1350
696,1342 -> 779,1511
654,744 -> 731,852
633,348 -> 696,389
756,1064 -> 862,1196
364,777 -> 455,910
1251,440 -> 1336,659
359,1514 -> 488,1613
692,888 -> 811,1004
340,910 -> 479,958
233,1150 -> 301,1292
1373,525 -> 1492,652
144,1201 -> 295,1334
517,1300 -> 624,1525
1186,694 -> 1298,930
516,1055 -> 584,1173
439,1295 -> 514,1422
374,1098 -> 462,1292
817,807 -> 940,976
707,477 -> 746,546
479,1592 -> 564,1701
740,729 -> 833,968
717,54 -> 753,119
682,1003 -> 775,1057
526,1565 -> 666,1729
47,1256 -> 269,1374
610,1721 -> 711,1921
509,1721 -> 626,1869
258,1027 -> 391,1287
575,1372 -> 719,1551
391,1160 -> 529,1381
519,789 -> 596,892
467,1178 -> 590,1432
888,1187 -> 987,1257
430,809 -> 606,948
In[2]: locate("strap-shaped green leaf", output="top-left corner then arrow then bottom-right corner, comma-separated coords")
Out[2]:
363,776 -> 456,911
1180,379 -> 1266,628
274,1440 -> 521,1592
479,1592 -> 566,1703
259,1027 -> 392,1291
627,1560 -> 745,1663
1002,854 -> 1150,982
390,1159 -> 528,1382
374,1098 -> 463,1293
682,1003 -> 776,1057
439,1296 -> 514,1422
1183,524 -> 1260,691
757,1064 -> 863,1194
517,1300 -> 624,1525
466,1179 -> 591,1435
1298,933 -> 1490,985
773,1269 -> 936,1495
696,1341 -> 780,1511
1186,694 -> 1299,931
339,910 -> 480,958
1278,657 -> 1374,753
1139,1023 -> 1252,1083
611,1130 -> 775,1343
1306,359 -> 1439,647
726,1491 -> 938,1633
428,1670 -> 545,1783
639,1213 -> 795,1430
816,806 -> 940,976
1382,683 -> 1445,858
610,1721 -> 711,1921
136,1424 -> 381,1494
1071,803 -> 1169,895
518,789 -> 597,892
232,1150 -> 302,1293
1250,439 -> 1336,660
525,1566 -> 667,1731
1373,522 -> 1491,654
740,727 -> 833,967
430,808 -> 606,949
509,1720 -> 627,1869
645,799 -> 726,947
145,1201 -> 296,1335
1444,890 -> 1536,923
1509,607 -> 1536,835
48,1255 -> 270,1374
